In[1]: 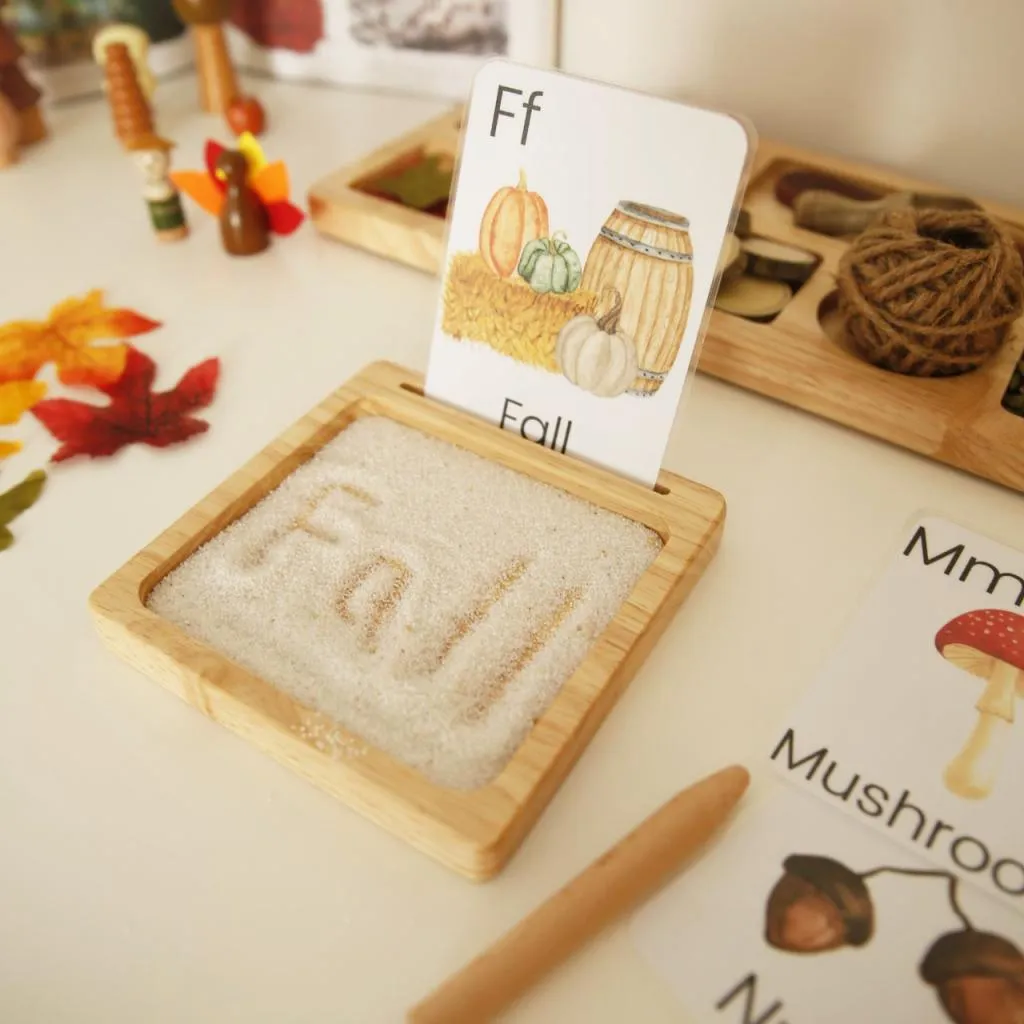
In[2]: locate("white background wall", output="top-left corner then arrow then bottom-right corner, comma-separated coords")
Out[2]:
560,0 -> 1024,206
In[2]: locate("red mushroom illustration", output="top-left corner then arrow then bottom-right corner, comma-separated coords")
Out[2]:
935,609 -> 1024,800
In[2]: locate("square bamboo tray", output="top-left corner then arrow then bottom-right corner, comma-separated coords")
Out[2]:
309,119 -> 1024,493
89,361 -> 725,880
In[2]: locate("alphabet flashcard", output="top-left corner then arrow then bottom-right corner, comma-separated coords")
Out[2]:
630,784 -> 1024,1023
425,59 -> 752,486
772,516 -> 1024,916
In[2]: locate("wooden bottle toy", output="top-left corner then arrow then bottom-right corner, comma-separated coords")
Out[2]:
216,148 -> 269,256
126,134 -> 189,242
94,35 -> 154,150
172,0 -> 239,115
0,89 -> 18,167
0,18 -> 46,148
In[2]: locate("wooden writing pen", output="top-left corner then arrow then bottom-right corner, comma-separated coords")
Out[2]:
408,764 -> 751,1023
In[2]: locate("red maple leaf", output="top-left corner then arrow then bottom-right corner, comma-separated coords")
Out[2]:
31,346 -> 220,462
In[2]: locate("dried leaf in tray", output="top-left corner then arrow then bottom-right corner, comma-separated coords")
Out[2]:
360,153 -> 453,214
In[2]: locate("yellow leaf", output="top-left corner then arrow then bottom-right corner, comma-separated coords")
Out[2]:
0,439 -> 21,460
0,380 -> 46,425
0,290 -> 160,387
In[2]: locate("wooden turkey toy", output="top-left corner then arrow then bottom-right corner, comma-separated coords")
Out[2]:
936,608 -> 1024,800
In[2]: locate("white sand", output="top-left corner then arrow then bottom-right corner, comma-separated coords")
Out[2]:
147,417 -> 662,790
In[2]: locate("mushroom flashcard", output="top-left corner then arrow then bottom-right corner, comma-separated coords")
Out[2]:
935,609 -> 1024,801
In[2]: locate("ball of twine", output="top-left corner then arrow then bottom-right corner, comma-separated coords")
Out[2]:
836,208 -> 1023,377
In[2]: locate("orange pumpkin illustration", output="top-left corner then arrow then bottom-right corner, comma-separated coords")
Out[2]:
479,169 -> 549,278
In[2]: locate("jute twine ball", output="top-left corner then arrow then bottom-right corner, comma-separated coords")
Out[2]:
836,208 -> 1023,377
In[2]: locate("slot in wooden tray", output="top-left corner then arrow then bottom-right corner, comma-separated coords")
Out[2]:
309,117 -> 1024,493
89,361 -> 725,880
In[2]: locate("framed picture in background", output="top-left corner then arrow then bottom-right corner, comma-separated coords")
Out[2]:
0,0 -> 191,100
226,0 -> 560,101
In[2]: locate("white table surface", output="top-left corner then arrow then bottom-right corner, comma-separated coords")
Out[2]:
1,73 -> 1022,1024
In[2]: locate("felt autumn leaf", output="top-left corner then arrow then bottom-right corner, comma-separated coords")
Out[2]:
0,469 -> 46,551
366,153 -> 453,211
0,380 -> 47,424
0,380 -> 46,459
171,134 -> 306,236
0,291 -> 160,387
32,347 -> 220,462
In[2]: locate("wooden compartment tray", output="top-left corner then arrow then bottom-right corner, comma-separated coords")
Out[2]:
310,117 -> 1024,493
699,138 -> 1024,494
89,361 -> 725,880
308,107 -> 461,275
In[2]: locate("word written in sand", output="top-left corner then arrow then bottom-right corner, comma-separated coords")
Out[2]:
148,417 -> 659,788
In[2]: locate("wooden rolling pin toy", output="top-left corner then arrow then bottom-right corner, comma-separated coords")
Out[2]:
407,764 -> 750,1023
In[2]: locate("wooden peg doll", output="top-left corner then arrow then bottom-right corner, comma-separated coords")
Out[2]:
216,148 -> 269,256
126,134 -> 189,242
171,0 -> 239,115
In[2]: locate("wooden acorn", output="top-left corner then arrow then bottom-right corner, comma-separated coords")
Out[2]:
216,148 -> 269,256
920,929 -> 1024,1024
172,0 -> 239,115
764,854 -> 874,953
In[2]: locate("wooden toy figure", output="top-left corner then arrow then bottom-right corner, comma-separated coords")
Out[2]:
127,134 -> 189,242
0,16 -> 47,150
93,29 -> 154,150
171,0 -> 239,115
216,148 -> 269,255
170,134 -> 306,257
93,24 -> 156,100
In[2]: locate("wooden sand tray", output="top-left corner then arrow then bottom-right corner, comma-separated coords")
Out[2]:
310,117 -> 1024,494
89,362 -> 725,880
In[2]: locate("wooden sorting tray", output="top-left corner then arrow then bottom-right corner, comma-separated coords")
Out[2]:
308,107 -> 461,274
89,361 -> 725,880
309,117 -> 1024,493
699,138 -> 1024,494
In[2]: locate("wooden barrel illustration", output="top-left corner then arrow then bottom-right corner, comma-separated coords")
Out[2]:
580,202 -> 694,396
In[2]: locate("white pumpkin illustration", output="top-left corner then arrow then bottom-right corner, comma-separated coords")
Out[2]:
555,288 -> 638,398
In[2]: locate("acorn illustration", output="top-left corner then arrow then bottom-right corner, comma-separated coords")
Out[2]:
764,854 -> 874,953
920,929 -> 1024,1024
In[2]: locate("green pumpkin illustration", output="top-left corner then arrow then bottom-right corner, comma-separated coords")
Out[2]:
518,231 -> 582,294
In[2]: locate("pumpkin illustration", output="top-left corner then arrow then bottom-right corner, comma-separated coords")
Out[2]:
479,169 -> 549,278
518,232 -> 582,294
556,288 -> 639,398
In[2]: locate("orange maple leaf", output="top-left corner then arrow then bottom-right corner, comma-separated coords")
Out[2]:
0,290 -> 161,388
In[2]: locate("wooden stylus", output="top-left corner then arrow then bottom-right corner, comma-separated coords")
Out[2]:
407,764 -> 750,1023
